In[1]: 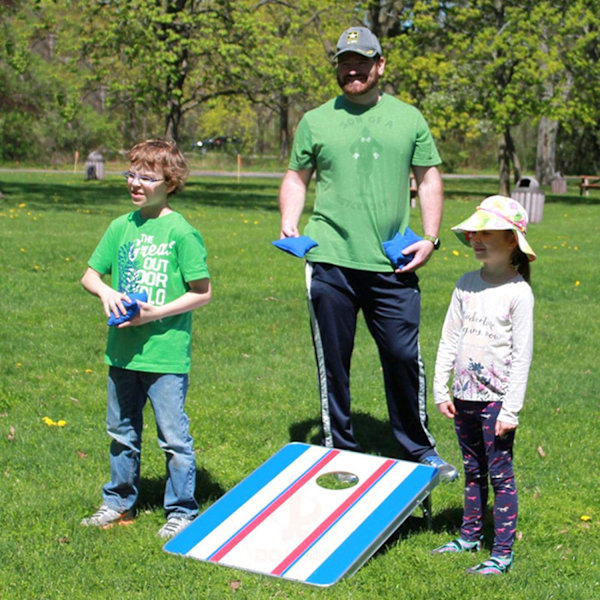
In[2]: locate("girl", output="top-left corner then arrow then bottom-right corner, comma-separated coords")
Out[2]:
430,195 -> 535,575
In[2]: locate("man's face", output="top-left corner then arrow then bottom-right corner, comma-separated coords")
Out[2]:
336,52 -> 385,97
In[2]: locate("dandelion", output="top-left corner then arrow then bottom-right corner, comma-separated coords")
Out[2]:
581,515 -> 592,522
42,416 -> 67,427
18,203 -> 26,208
33,265 -> 40,271
20,247 -> 26,253
16,362 -> 22,368
452,250 -> 460,256
575,281 -> 580,287
84,368 -> 93,374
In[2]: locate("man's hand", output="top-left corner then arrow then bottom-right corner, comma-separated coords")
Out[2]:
396,239 -> 435,273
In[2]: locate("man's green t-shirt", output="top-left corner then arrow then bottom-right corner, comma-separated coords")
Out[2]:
289,93 -> 441,271
88,211 -> 210,374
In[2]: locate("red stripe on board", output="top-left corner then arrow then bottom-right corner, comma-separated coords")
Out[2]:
271,459 -> 396,576
209,449 -> 340,563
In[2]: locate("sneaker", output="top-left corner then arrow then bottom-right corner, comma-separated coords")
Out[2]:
420,454 -> 459,483
157,514 -> 195,539
80,505 -> 135,528
466,553 -> 513,576
431,537 -> 482,554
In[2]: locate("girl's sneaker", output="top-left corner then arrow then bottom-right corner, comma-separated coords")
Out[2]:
430,537 -> 482,554
466,553 -> 513,576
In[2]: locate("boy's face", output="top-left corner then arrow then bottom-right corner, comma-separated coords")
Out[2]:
126,164 -> 173,217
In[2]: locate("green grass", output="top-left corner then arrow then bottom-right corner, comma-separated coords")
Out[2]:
1,172 -> 598,599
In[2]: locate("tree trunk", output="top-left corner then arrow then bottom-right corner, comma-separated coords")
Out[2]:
165,101 -> 182,143
535,116 -> 559,184
278,93 -> 289,161
498,134 -> 511,195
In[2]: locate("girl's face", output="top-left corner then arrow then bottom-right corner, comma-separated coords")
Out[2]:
467,229 -> 517,268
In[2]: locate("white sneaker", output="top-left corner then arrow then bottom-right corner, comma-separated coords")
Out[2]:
157,514 -> 195,539
81,505 -> 135,528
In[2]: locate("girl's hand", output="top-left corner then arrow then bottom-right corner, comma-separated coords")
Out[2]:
495,420 -> 517,437
437,401 -> 457,419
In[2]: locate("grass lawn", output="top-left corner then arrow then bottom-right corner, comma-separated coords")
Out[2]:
0,171 -> 598,599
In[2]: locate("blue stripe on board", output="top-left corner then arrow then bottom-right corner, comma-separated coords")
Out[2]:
305,465 -> 436,586
164,442 -> 312,556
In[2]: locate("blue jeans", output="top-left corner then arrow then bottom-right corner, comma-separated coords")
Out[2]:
103,366 -> 198,518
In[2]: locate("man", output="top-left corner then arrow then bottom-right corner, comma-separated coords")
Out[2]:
278,26 -> 457,481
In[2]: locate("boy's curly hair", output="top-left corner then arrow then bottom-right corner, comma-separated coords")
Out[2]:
128,139 -> 189,195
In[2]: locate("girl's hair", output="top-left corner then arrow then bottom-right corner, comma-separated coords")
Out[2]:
128,139 -> 189,195
511,243 -> 531,284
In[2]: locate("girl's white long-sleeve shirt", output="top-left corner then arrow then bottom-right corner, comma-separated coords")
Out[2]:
433,270 -> 534,425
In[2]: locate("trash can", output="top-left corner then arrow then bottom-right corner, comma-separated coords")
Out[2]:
85,151 -> 105,180
551,172 -> 567,194
511,176 -> 544,223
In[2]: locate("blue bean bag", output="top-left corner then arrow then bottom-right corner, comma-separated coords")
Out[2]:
107,291 -> 148,326
272,236 -> 318,258
382,228 -> 423,267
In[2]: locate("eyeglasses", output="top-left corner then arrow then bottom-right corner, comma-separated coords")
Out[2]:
121,171 -> 164,184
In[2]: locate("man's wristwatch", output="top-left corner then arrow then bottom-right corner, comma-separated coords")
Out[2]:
423,234 -> 441,250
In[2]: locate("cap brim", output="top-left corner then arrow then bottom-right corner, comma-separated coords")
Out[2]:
334,48 -> 379,59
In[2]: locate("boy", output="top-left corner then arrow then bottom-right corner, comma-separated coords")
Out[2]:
80,139 -> 211,539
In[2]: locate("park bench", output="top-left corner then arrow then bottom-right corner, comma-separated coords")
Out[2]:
579,175 -> 600,196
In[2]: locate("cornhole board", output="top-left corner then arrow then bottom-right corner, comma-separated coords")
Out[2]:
164,442 -> 438,587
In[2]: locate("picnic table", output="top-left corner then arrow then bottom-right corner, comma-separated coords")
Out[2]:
579,175 -> 600,196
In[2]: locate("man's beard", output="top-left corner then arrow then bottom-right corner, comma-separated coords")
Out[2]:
337,71 -> 379,97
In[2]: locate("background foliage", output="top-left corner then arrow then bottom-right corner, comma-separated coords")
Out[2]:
1,0 -> 599,178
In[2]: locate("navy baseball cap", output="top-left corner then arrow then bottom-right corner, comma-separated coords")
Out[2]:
334,27 -> 382,59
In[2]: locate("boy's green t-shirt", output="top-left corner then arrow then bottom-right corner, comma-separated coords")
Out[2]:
88,210 -> 209,374
289,93 -> 441,271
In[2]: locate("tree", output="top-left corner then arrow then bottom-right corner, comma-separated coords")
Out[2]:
535,1 -> 600,183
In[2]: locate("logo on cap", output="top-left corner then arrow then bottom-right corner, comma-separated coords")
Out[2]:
347,30 -> 359,44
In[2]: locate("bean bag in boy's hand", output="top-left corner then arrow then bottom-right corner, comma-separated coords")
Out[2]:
382,228 -> 423,267
271,236 -> 318,258
107,292 -> 148,327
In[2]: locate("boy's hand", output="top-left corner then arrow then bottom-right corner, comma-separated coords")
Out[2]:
116,300 -> 155,328
99,288 -> 132,320
436,400 -> 457,419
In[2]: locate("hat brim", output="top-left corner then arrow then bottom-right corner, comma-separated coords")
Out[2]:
452,214 -> 536,262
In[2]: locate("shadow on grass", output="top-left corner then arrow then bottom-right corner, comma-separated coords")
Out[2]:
0,176 -> 283,212
137,466 -> 226,513
289,411 -> 413,460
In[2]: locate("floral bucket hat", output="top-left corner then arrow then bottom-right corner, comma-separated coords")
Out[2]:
451,195 -> 536,261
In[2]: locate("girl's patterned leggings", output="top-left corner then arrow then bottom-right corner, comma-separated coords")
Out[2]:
454,399 -> 518,558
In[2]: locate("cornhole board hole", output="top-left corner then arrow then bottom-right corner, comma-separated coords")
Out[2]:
164,442 -> 438,587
